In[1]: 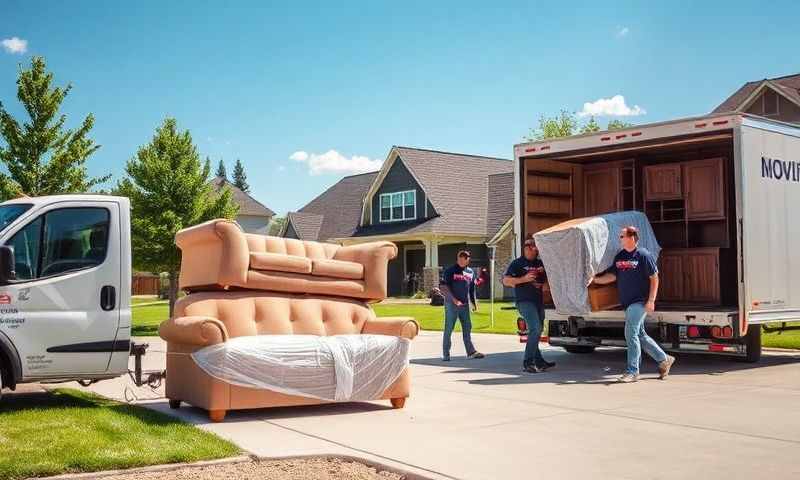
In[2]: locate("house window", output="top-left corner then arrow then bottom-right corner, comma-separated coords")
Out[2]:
763,90 -> 779,116
379,190 -> 416,222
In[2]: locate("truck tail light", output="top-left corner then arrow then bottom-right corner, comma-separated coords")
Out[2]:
709,344 -> 725,352
722,326 -> 733,338
687,326 -> 700,338
711,326 -> 722,338
517,318 -> 527,332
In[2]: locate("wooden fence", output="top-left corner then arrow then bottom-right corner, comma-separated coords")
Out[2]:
132,275 -> 160,296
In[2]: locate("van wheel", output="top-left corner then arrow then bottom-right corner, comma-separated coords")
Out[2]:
563,346 -> 596,354
741,325 -> 762,363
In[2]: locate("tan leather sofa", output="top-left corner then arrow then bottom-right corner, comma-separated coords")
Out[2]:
159,291 -> 418,422
175,219 -> 397,301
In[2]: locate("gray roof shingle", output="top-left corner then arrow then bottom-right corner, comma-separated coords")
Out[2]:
380,146 -> 513,237
486,172 -> 514,238
289,171 -> 378,241
712,73 -> 800,113
212,177 -> 275,217
286,212 -> 324,240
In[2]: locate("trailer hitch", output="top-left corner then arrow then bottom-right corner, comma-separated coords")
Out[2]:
129,342 -> 166,388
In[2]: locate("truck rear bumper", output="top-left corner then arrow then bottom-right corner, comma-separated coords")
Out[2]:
545,308 -> 738,327
548,336 -> 746,356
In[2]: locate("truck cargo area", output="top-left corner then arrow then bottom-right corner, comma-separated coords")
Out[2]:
519,118 -> 740,311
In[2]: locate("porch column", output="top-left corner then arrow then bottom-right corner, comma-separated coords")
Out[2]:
422,237 -> 440,296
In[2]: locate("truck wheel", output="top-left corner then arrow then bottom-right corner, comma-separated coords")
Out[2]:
741,325 -> 762,363
563,346 -> 596,354
0,357 -> 4,401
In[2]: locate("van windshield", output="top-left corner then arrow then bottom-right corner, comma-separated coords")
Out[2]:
0,204 -> 32,233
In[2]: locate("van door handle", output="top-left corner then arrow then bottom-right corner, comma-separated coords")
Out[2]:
101,285 -> 116,311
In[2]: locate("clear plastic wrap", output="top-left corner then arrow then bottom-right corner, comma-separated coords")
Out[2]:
190,334 -> 410,401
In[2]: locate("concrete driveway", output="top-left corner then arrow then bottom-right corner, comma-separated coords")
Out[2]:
67,332 -> 800,480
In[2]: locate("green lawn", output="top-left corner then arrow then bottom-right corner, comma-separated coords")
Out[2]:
0,389 -> 239,480
131,296 -> 160,305
131,300 -> 800,350
373,302 -> 521,334
763,322 -> 800,349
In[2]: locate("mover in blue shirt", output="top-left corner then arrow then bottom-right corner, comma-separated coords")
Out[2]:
592,226 -> 676,383
439,250 -> 485,361
503,238 -> 555,373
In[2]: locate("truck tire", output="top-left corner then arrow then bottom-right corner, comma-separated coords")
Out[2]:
563,346 -> 596,354
0,357 -> 4,401
742,325 -> 762,363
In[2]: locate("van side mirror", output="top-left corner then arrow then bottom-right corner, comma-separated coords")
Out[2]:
0,245 -> 16,284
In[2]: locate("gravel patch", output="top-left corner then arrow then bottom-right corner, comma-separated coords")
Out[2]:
101,458 -> 405,480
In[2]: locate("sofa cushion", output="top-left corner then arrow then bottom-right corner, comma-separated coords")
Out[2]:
311,258 -> 364,280
250,252 -> 312,274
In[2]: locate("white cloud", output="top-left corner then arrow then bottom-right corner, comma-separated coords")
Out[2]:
289,149 -> 382,175
278,165 -> 286,172
289,151 -> 309,162
616,26 -> 629,38
578,95 -> 646,117
1,37 -> 28,54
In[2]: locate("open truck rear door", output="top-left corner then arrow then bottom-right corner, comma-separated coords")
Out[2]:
737,117 -> 800,332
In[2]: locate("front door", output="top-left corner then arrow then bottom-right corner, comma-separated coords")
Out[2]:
0,201 -> 122,378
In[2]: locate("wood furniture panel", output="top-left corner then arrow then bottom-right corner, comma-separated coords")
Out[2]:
683,248 -> 720,303
657,251 -> 684,303
657,247 -> 720,305
584,167 -> 619,216
645,163 -> 683,200
523,159 -> 582,239
684,157 -> 724,219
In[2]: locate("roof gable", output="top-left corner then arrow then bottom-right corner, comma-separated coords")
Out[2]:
713,74 -> 800,113
212,177 -> 275,217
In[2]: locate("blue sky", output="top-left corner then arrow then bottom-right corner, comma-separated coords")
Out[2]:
1,1 -> 797,215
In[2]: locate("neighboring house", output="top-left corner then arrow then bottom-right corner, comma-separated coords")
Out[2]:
212,176 -> 275,234
712,73 -> 800,124
283,147 -> 515,299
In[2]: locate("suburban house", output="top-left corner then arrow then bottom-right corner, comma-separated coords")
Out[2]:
712,73 -> 800,124
283,147 -> 516,299
212,176 -> 275,234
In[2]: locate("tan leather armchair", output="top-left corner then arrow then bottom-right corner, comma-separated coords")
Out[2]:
159,291 -> 418,422
175,220 -> 397,302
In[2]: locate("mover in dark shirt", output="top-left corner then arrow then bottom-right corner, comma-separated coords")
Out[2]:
439,250 -> 485,361
592,226 -> 675,383
503,238 -> 555,373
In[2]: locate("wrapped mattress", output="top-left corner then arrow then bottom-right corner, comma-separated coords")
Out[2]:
191,334 -> 410,402
533,211 -> 660,316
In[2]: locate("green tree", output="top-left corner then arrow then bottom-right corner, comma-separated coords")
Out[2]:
232,158 -> 249,192
580,117 -> 601,134
526,111 -> 635,141
268,216 -> 286,236
0,56 -> 109,200
116,118 -> 238,316
215,157 -> 227,179
607,119 -> 633,130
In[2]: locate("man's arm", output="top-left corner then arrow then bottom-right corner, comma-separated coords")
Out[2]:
590,272 -> 617,285
469,275 -> 477,307
645,274 -> 659,312
439,284 -> 459,305
503,273 -> 536,287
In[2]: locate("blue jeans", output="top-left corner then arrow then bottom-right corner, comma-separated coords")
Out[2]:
624,302 -> 668,375
517,301 -> 545,366
443,301 -> 476,358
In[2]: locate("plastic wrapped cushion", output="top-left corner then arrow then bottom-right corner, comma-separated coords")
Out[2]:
533,211 -> 661,316
190,334 -> 410,402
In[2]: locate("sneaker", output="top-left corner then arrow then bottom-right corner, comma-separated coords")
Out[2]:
523,363 -> 543,373
539,360 -> 556,370
442,356 -> 451,362
658,355 -> 676,380
467,351 -> 486,360
617,372 -> 639,383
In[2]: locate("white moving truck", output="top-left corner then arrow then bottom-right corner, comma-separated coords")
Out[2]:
0,195 -> 136,397
514,113 -> 800,362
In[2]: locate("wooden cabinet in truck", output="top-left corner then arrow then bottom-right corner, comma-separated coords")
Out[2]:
514,113 -> 800,362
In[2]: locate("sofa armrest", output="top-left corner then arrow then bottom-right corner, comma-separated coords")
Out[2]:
333,241 -> 398,300
159,316 -> 229,346
362,317 -> 419,340
175,219 -> 249,289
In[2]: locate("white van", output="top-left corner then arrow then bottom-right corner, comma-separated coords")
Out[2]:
514,113 -> 800,362
0,195 -> 132,397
